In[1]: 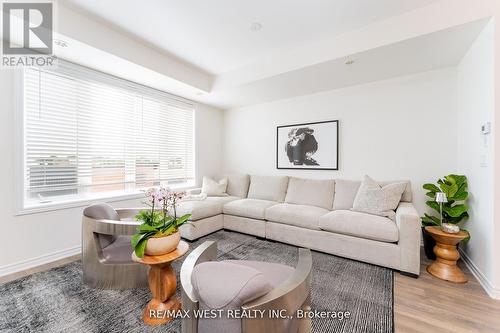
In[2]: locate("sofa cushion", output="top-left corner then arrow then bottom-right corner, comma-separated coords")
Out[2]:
225,260 -> 294,287
201,176 -> 228,196
225,174 -> 250,198
247,175 -> 289,202
266,203 -> 330,230
177,196 -> 239,221
333,178 -> 412,210
192,261 -> 272,309
319,210 -> 399,243
284,177 -> 335,210
333,179 -> 361,210
223,198 -> 278,220
352,175 -> 406,220
206,196 -> 240,205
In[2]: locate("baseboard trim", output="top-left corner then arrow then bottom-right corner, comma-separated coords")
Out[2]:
0,246 -> 81,278
459,249 -> 500,300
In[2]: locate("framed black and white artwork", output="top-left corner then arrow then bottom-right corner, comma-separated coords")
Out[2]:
276,120 -> 339,170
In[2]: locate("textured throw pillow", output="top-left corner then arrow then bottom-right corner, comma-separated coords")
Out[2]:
201,176 -> 228,196
352,175 -> 406,220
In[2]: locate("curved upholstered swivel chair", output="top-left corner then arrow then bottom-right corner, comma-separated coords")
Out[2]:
180,241 -> 312,333
82,203 -> 148,289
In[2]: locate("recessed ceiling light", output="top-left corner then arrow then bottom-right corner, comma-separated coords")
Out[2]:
54,39 -> 68,48
345,59 -> 355,65
250,22 -> 262,32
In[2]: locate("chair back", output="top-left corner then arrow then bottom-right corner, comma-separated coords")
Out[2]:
83,203 -> 120,220
83,203 -> 121,248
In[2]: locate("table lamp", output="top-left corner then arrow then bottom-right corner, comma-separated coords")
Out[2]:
435,191 -> 447,225
436,192 -> 459,233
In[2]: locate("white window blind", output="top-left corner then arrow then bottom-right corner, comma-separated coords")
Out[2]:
23,61 -> 195,208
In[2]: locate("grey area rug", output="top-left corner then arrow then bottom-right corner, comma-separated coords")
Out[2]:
0,231 -> 393,333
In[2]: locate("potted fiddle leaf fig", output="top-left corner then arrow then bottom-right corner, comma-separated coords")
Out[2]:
421,174 -> 469,260
131,187 -> 191,258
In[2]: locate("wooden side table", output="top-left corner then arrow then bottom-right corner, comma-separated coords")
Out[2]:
132,240 -> 189,325
425,226 -> 468,284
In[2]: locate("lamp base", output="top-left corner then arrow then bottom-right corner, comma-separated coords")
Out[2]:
441,223 -> 460,234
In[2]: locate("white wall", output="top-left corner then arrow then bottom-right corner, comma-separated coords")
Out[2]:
0,70 -> 223,273
222,68 -> 458,215
195,103 -> 224,184
457,20 -> 496,293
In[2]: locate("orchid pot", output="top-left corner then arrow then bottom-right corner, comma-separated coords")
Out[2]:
144,231 -> 181,256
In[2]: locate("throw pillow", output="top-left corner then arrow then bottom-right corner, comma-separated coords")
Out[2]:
352,175 -> 406,220
201,176 -> 228,196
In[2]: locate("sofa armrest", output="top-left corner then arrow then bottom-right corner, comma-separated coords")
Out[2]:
395,202 -> 421,276
187,187 -> 202,195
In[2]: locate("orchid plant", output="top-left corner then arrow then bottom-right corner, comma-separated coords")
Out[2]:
131,187 -> 191,258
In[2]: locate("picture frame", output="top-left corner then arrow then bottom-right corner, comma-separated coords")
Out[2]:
276,120 -> 339,170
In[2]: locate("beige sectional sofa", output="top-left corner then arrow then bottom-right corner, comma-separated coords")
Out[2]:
178,174 -> 421,276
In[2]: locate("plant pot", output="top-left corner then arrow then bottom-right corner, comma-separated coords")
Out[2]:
422,227 -> 436,260
144,231 -> 181,256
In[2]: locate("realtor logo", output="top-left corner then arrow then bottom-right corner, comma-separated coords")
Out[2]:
3,2 -> 53,54
2,1 -> 56,67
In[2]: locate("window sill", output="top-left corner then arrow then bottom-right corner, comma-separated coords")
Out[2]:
16,184 -> 196,216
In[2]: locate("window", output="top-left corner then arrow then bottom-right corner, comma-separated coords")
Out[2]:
21,60 -> 195,211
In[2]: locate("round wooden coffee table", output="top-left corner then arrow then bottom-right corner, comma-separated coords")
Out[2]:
132,240 -> 189,325
425,226 -> 468,284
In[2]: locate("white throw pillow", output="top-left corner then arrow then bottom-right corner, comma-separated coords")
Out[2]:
201,177 -> 228,196
352,175 -> 406,220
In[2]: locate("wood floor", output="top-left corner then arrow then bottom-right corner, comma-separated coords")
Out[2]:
1,249 -> 500,332
395,249 -> 500,333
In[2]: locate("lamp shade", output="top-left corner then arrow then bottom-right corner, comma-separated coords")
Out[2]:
435,192 -> 448,203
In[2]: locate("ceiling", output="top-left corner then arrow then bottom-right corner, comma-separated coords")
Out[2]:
201,18 -> 488,108
63,0 -> 439,75
55,0 -> 489,109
